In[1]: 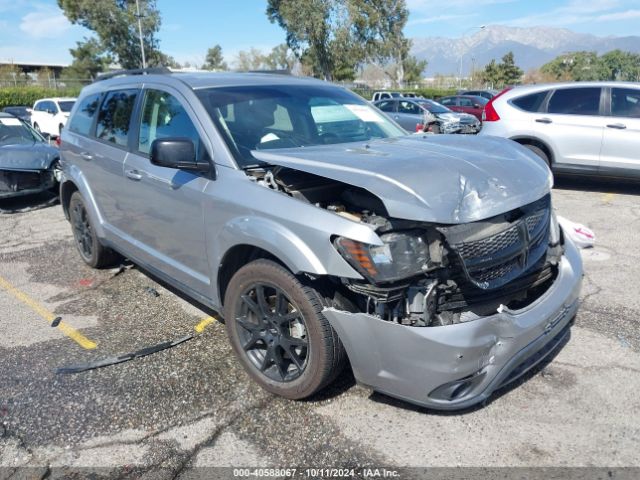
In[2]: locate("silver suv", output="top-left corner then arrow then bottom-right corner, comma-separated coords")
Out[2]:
60,70 -> 582,410
480,82 -> 640,179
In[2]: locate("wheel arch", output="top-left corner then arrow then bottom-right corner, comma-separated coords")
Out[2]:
60,180 -> 79,220
510,136 -> 555,165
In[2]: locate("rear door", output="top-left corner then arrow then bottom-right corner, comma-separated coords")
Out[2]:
396,100 -> 424,132
599,86 -> 640,178
120,86 -> 211,294
541,86 -> 604,172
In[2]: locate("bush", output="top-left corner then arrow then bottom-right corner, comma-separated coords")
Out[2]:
0,86 -> 82,109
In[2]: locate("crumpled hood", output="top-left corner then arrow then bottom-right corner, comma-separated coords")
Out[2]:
252,135 -> 552,224
0,143 -> 59,171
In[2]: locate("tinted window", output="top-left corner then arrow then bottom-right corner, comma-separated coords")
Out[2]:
376,100 -> 395,112
548,88 -> 601,116
398,101 -> 421,115
459,98 -> 474,107
96,89 -> 138,147
138,89 -> 201,156
611,88 -> 640,118
45,101 -> 57,113
511,90 -> 548,112
416,99 -> 451,114
440,97 -> 455,106
68,93 -> 101,136
58,101 -> 75,112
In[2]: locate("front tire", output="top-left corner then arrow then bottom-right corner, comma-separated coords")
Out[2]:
69,192 -> 119,268
224,259 -> 346,400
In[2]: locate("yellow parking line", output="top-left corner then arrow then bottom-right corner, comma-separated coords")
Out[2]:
0,274 -> 97,350
194,316 -> 216,333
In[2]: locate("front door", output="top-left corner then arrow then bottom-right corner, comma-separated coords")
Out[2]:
120,87 -> 212,295
599,86 -> 640,178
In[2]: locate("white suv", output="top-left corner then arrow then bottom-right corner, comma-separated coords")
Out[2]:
479,82 -> 640,179
31,97 -> 76,137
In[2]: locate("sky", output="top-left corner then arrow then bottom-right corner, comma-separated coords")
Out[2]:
1,0 -> 640,66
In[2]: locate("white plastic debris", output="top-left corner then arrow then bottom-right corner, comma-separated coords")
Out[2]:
557,216 -> 595,249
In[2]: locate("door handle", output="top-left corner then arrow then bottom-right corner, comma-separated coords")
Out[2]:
535,118 -> 553,124
125,169 -> 143,181
606,123 -> 627,129
80,152 -> 93,161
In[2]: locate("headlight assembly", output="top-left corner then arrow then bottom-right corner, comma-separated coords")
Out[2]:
334,231 -> 430,283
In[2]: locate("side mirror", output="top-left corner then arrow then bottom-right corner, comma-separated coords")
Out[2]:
150,138 -> 209,172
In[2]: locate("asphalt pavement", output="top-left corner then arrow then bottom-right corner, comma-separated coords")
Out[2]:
0,178 -> 639,479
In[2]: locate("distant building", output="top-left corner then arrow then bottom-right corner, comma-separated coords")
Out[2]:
0,61 -> 69,77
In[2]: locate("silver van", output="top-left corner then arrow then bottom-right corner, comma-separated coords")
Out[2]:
60,70 -> 582,410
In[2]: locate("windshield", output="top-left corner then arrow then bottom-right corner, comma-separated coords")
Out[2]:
58,101 -> 75,112
0,117 -> 43,146
416,99 -> 452,114
197,84 -> 407,167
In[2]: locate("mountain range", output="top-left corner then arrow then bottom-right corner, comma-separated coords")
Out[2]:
410,25 -> 640,77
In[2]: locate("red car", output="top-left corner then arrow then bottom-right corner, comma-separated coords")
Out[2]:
437,95 -> 488,121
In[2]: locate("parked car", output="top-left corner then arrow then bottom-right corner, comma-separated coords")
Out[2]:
460,89 -> 499,100
371,91 -> 420,102
0,113 -> 61,199
374,97 -> 481,134
31,97 -> 76,137
438,95 -> 488,121
2,106 -> 32,123
60,70 -> 582,411
479,82 -> 640,179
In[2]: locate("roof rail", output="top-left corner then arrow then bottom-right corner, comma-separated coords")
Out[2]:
94,66 -> 172,82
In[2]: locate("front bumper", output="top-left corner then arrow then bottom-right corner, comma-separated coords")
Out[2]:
0,169 -> 55,199
324,236 -> 583,410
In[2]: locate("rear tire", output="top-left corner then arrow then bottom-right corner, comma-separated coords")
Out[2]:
69,192 -> 120,268
224,259 -> 346,400
523,144 -> 550,167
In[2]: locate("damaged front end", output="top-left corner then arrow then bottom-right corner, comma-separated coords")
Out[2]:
249,162 -> 582,410
0,168 -> 56,199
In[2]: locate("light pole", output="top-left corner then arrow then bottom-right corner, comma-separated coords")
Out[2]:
135,0 -> 147,69
458,25 -> 485,88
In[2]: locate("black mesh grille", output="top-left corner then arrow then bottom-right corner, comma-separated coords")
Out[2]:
0,171 -> 44,193
445,195 -> 551,290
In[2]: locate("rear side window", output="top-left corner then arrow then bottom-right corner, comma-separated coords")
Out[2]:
511,90 -> 548,112
96,89 -> 138,147
611,88 -> 640,118
398,101 -> 420,114
547,88 -> 601,116
68,93 -> 101,136
137,89 -> 202,156
459,98 -> 474,107
376,100 -> 395,112
440,97 -> 455,106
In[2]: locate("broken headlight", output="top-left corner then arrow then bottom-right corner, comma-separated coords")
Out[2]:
335,231 -> 430,283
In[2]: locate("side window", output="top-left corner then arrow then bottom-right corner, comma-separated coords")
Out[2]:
376,100 -> 395,112
398,101 -> 420,115
68,93 -> 101,136
138,89 -> 202,156
440,97 -> 454,106
511,90 -> 548,112
547,88 -> 601,116
611,88 -> 640,119
459,98 -> 474,107
34,102 -> 43,112
95,89 -> 138,147
50,102 -> 60,113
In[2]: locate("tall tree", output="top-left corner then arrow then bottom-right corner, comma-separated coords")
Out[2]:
234,48 -> 268,71
479,51 -> 523,87
264,44 -> 295,71
203,44 -> 228,70
61,38 -> 112,81
57,0 -> 163,69
267,0 -> 411,81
